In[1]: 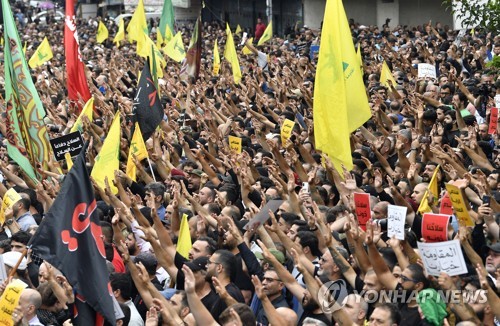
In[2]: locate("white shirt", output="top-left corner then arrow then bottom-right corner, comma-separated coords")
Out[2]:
125,300 -> 144,326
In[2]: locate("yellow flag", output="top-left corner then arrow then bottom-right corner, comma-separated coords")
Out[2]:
177,214 -> 192,258
23,41 -> 27,54
91,112 -> 121,194
242,37 -> 253,55
163,32 -> 186,62
137,32 -> 166,77
127,0 -> 148,42
257,21 -> 272,46
356,42 -> 363,71
228,135 -> 242,153
114,18 -> 125,46
380,60 -> 397,89
313,0 -> 371,173
235,24 -> 242,34
164,24 -> 174,44
28,37 -> 53,69
126,123 -> 149,181
97,21 -> 109,43
417,165 -> 440,214
156,29 -> 163,48
224,24 -> 242,84
281,119 -> 295,144
65,152 -> 74,171
71,97 -> 94,133
213,39 -> 220,75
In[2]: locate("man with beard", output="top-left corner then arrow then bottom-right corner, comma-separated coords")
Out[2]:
258,241 -> 330,325
366,224 -> 424,326
421,162 -> 441,184
10,195 -> 36,232
443,110 -> 460,148
206,250 -> 245,317
187,169 -> 203,194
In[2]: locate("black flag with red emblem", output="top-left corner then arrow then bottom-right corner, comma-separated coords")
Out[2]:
28,143 -> 116,325
131,61 -> 164,141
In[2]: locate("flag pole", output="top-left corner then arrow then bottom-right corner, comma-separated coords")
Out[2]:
147,157 -> 156,182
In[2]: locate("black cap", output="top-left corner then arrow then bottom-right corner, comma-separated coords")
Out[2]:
184,256 -> 209,272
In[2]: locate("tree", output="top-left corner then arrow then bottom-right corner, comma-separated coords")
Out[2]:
442,0 -> 500,33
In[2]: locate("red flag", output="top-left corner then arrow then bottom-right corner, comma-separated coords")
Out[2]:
65,0 -> 91,111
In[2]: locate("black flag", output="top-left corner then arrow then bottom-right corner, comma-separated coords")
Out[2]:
29,144 -> 116,325
131,62 -> 164,141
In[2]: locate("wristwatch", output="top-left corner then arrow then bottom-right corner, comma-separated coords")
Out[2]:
5,219 -> 13,226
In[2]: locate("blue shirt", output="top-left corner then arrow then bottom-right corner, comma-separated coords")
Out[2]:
16,212 -> 37,232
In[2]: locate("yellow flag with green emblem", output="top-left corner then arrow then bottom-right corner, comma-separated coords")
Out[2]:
380,60 -> 397,89
126,123 -> 149,181
257,21 -> 272,46
127,0 -> 147,42
224,23 -> 242,84
313,0 -> 371,173
163,31 -> 185,62
28,37 -> 53,68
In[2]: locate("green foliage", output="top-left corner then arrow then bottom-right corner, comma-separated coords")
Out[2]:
442,0 -> 500,33
485,55 -> 500,73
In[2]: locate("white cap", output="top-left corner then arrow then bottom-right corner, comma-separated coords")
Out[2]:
3,251 -> 27,270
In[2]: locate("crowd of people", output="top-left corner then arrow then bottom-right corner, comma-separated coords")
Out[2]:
0,1 -> 500,325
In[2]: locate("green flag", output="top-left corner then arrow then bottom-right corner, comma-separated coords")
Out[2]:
159,0 -> 175,39
2,0 -> 52,181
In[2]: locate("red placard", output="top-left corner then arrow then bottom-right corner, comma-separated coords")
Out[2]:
354,193 -> 371,230
489,108 -> 498,135
439,192 -> 454,216
422,213 -> 450,243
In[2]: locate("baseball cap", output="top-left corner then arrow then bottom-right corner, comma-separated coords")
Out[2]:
184,256 -> 209,272
188,169 -> 203,177
3,251 -> 27,270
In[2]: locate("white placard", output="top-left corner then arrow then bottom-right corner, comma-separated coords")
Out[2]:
417,240 -> 468,277
495,94 -> 500,108
387,205 -> 407,240
418,63 -> 437,80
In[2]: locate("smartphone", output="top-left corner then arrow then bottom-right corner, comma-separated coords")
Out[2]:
419,136 -> 431,144
483,195 -> 490,206
302,182 -> 310,193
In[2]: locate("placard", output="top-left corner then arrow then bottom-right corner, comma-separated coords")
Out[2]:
422,213 -> 449,242
445,184 -> 474,227
488,107 -> 498,135
280,119 -> 295,145
418,63 -> 437,80
387,205 -> 407,240
417,240 -> 468,276
439,192 -> 454,215
244,200 -> 283,230
50,131 -> 84,161
228,136 -> 242,154
353,193 -> 371,230
0,279 -> 28,325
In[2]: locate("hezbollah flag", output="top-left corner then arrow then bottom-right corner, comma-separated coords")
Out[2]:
96,20 -> 109,43
257,21 -> 272,46
180,15 -> 202,82
213,38 -> 220,75
29,143 -> 116,325
163,31 -> 185,62
224,23 -> 242,84
242,37 -> 254,55
126,123 -> 149,181
91,112 -> 121,194
2,0 -> 53,180
136,32 -> 166,78
159,0 -> 175,40
131,62 -> 164,141
313,0 -> 371,173
114,18 -> 125,46
70,97 -> 94,133
418,165 -> 441,214
380,60 -> 397,89
28,36 -> 53,68
127,0 -> 148,43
